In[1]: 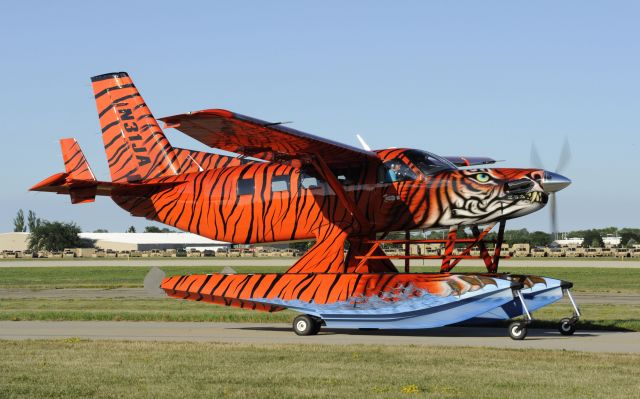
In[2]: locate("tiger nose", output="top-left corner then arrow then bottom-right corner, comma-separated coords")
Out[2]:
542,171 -> 571,193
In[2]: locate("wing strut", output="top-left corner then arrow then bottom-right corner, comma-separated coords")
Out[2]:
309,156 -> 371,233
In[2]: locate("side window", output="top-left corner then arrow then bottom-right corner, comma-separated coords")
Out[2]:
301,175 -> 319,189
300,170 -> 326,191
271,175 -> 290,192
237,178 -> 254,196
383,159 -> 417,183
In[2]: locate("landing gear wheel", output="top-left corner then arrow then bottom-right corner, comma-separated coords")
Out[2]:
293,315 -> 320,336
311,318 -> 322,335
559,318 -> 576,336
508,321 -> 528,340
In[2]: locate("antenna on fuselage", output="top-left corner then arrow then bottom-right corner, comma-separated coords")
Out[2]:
356,134 -> 372,151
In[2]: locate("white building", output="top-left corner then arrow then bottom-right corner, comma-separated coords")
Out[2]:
602,235 -> 622,247
553,237 -> 584,247
78,232 -> 230,252
0,232 -> 229,253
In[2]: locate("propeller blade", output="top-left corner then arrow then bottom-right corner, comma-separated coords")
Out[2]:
555,137 -> 572,173
549,192 -> 558,240
530,142 -> 544,169
356,134 -> 372,151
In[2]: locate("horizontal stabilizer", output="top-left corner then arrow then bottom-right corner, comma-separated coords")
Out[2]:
30,173 -> 186,204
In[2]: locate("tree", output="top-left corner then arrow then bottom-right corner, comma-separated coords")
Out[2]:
28,221 -> 90,252
529,231 -> 552,247
621,232 -> 640,247
13,210 -> 26,232
289,240 -> 315,254
93,229 -> 109,233
144,226 -> 173,233
126,226 -> 136,233
27,210 -> 41,232
582,230 -> 604,248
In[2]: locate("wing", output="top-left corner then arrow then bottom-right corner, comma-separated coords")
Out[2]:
443,156 -> 498,167
159,109 -> 379,168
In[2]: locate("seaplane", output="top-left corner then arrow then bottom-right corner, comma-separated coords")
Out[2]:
31,72 -> 581,340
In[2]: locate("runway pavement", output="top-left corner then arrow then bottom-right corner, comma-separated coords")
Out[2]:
2,258 -> 640,267
1,321 -> 638,353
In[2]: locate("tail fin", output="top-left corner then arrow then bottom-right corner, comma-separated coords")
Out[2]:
60,138 -> 96,181
90,72 -> 200,182
31,138 -> 187,204
30,138 -> 97,204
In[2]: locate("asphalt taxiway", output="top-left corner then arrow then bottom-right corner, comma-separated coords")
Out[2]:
1,321 -> 638,353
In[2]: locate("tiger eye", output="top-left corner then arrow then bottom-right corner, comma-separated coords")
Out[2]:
475,173 -> 490,183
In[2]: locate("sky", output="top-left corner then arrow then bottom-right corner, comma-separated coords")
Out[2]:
0,1 -> 638,234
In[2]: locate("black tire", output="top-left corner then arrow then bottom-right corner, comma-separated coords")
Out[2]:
311,319 -> 322,335
559,318 -> 576,336
508,321 -> 528,340
293,315 -> 319,336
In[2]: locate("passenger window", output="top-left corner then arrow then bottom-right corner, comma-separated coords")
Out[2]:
383,159 -> 417,182
301,176 -> 319,189
237,178 -> 254,196
300,171 -> 326,190
271,175 -> 290,192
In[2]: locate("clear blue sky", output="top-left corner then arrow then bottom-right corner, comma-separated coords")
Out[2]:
1,1 -> 638,234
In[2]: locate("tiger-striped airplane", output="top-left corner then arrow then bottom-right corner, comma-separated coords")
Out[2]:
31,72 -> 579,339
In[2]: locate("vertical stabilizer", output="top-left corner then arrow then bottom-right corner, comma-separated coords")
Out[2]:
60,138 -> 96,181
90,72 -> 199,182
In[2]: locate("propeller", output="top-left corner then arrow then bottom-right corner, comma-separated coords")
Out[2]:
356,134 -> 372,151
530,137 -> 572,240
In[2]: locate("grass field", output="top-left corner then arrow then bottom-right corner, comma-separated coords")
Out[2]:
0,266 -> 288,289
1,266 -> 639,331
1,265 -> 639,294
1,340 -> 638,399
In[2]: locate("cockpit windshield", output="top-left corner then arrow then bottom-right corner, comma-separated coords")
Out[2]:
404,150 -> 457,176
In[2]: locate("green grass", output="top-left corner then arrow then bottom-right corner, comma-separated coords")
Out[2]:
1,266 -> 639,294
2,298 -> 638,331
531,304 -> 640,331
0,298 -> 295,323
0,266 -> 289,289
1,266 -> 639,331
1,340 -> 638,399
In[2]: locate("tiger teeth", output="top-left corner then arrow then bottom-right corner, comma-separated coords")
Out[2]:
505,191 -> 543,203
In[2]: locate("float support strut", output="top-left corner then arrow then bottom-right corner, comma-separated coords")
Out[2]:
404,230 -> 410,273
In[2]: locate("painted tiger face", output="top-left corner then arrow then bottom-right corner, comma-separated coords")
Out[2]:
435,168 -> 547,227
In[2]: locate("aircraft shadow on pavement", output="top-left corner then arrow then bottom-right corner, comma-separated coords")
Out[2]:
233,325 -> 600,339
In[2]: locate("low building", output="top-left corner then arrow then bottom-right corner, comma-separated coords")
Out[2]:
0,232 -> 230,253
554,237 -> 584,247
602,235 -> 622,248
0,233 -> 29,252
78,232 -> 230,252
